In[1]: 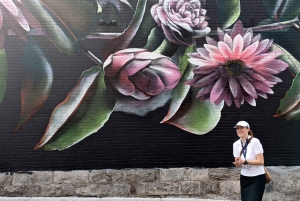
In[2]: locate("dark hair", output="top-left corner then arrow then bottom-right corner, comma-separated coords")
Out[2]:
248,128 -> 254,142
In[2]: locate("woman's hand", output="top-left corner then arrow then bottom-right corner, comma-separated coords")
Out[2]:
233,157 -> 244,167
232,154 -> 264,167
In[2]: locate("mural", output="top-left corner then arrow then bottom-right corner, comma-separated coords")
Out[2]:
1,0 -> 300,169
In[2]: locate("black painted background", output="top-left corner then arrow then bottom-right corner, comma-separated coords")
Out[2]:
0,0 -> 299,172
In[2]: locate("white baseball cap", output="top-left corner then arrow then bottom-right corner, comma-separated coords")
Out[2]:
234,121 -> 250,128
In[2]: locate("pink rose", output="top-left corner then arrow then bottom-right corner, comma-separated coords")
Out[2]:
151,0 -> 210,46
104,48 -> 182,100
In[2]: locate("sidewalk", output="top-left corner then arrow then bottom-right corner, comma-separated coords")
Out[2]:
0,198 -> 239,201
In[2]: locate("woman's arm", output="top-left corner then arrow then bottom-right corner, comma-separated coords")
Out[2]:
235,154 -> 264,166
247,153 -> 264,165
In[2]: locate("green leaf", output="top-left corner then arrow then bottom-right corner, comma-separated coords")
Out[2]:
97,2 -> 102,13
178,46 -> 193,74
217,0 -> 241,29
270,43 -> 300,77
41,0 -> 97,39
0,49 -> 8,104
257,18 -> 276,26
133,0 -> 159,47
261,0 -> 278,20
274,72 -> 300,120
102,0 -> 148,59
143,28 -> 165,51
15,37 -> 53,130
162,64 -> 223,134
120,0 -> 133,10
162,63 -> 194,123
35,67 -> 116,150
97,0 -> 133,12
162,47 -> 194,122
23,0 -> 80,55
262,0 -> 300,21
261,27 -> 300,71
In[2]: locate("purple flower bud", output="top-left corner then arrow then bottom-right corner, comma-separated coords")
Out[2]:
104,48 -> 182,100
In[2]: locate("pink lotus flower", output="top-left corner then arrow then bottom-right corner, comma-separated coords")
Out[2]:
104,48 -> 182,100
186,20 -> 288,107
151,0 -> 210,46
0,0 -> 43,48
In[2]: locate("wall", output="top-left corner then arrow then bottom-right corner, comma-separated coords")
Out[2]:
1,1 -> 300,200
0,167 -> 299,201
0,0 -> 299,176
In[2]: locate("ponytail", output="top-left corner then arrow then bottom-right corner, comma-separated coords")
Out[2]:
248,129 -> 254,143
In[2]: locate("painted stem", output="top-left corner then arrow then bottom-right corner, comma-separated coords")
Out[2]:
87,18 -> 299,39
154,38 -> 179,57
224,18 -> 299,33
25,18 -> 299,40
292,23 -> 300,34
84,51 -> 103,66
86,33 -> 122,40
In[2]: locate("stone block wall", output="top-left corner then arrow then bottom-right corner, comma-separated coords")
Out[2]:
0,167 -> 299,201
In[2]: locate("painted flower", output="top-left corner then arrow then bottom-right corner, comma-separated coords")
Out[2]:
104,48 -> 182,100
186,20 -> 288,108
0,0 -> 43,48
151,0 -> 210,46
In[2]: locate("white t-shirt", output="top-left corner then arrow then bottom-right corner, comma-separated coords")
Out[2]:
233,137 -> 265,176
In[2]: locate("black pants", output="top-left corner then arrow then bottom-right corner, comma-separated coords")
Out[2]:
240,174 -> 265,201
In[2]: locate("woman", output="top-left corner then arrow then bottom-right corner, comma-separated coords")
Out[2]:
232,121 -> 265,201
